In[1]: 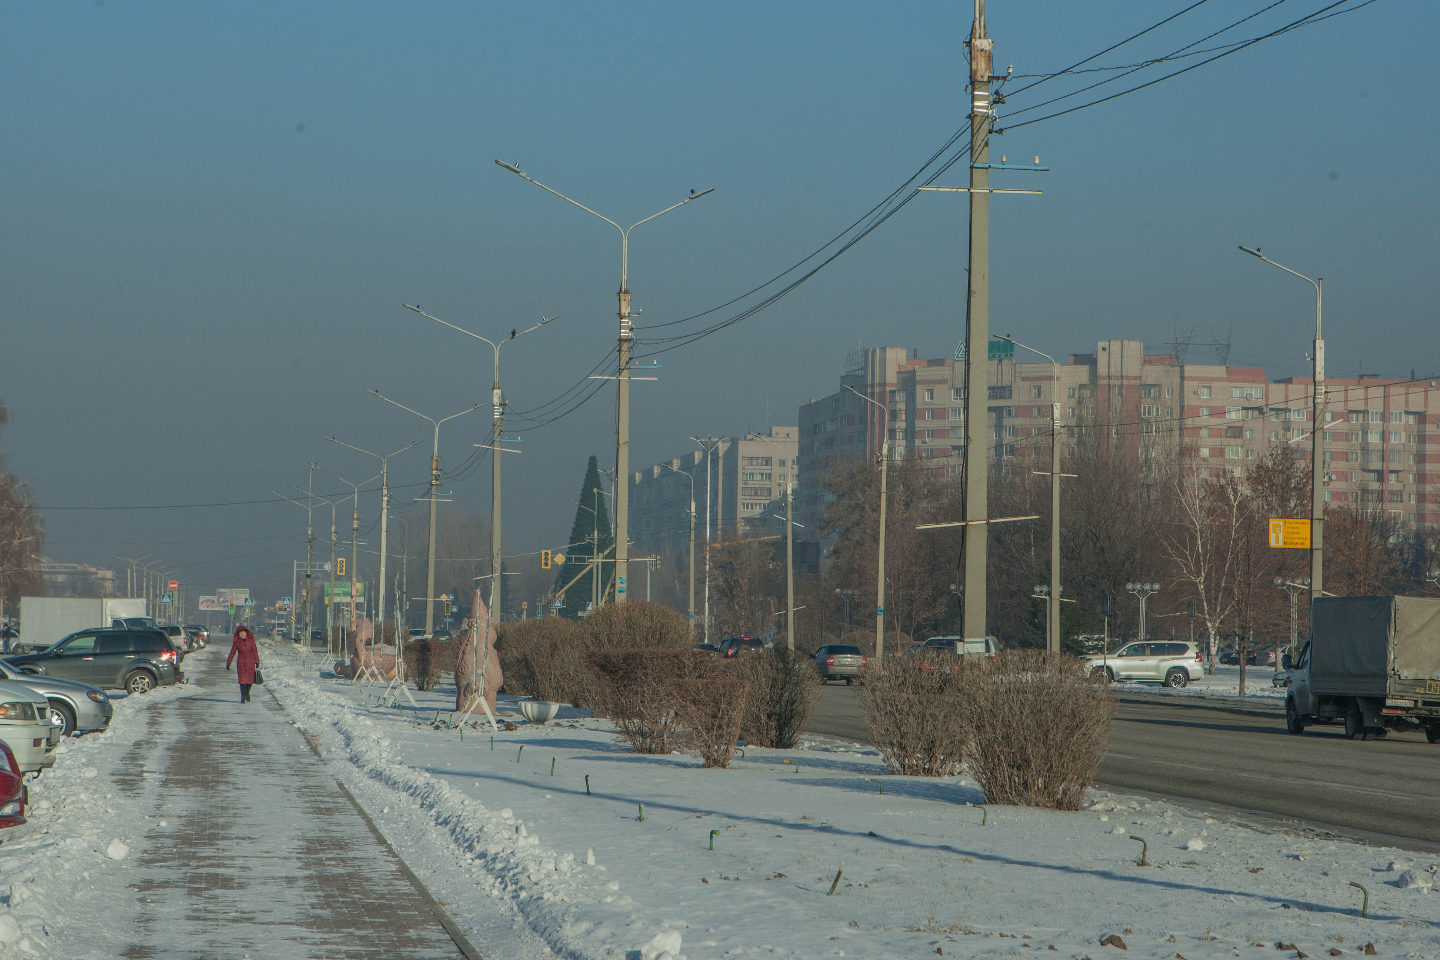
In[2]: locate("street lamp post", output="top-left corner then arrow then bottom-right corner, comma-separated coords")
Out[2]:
661,463 -> 697,630
747,432 -> 796,652
1240,246 -> 1324,608
369,393 -> 481,637
497,159 -> 713,604
304,489 -> 343,654
312,464 -> 380,661
273,489 -> 318,646
835,589 -> 856,640
1000,334 -> 1065,654
403,306 -> 555,642
326,439 -> 421,653
844,385 -> 891,663
1126,582 -> 1160,640
690,437 -> 723,643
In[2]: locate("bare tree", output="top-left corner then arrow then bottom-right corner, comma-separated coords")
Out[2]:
0,403 -> 43,609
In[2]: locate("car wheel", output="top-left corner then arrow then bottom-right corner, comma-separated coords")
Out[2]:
1427,724 -> 1440,744
1285,698 -> 1306,735
49,701 -> 76,737
1344,703 -> 1364,740
125,671 -> 156,695
1100,667 -> 1115,684
845,677 -> 853,686
1164,669 -> 1188,688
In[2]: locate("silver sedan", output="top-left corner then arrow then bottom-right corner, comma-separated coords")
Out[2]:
0,659 -> 113,736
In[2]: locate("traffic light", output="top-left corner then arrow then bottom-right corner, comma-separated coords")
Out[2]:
443,599 -> 453,616
336,557 -> 346,577
541,550 -> 552,570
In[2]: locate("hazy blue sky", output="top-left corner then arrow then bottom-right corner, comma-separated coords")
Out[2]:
3,1 -> 1436,601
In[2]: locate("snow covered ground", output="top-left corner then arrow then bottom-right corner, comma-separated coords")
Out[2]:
260,645 -> 1438,960
1113,664 -> 1288,704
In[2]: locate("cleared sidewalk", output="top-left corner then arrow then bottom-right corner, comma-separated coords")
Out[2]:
114,648 -> 468,959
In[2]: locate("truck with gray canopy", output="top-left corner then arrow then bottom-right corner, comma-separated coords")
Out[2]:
1285,595 -> 1440,742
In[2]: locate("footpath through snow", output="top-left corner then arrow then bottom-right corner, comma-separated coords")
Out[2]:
264,644 -> 1440,960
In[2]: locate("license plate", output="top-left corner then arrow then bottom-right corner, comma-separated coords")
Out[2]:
1385,698 -> 1415,708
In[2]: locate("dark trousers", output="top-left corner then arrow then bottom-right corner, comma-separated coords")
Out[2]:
240,683 -> 253,703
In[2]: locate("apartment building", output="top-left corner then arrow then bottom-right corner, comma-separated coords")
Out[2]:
795,343 -> 1440,537
630,426 -> 799,556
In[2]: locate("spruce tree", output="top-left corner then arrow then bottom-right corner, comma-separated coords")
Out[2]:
555,456 -> 615,619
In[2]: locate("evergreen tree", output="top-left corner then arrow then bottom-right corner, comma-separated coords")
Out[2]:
554,456 -> 614,619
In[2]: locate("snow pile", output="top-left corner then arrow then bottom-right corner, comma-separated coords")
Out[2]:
266,650 -> 1440,960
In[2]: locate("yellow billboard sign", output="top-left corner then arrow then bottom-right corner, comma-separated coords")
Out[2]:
1268,518 -> 1311,549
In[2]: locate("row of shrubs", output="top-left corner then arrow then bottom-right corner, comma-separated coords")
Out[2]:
502,603 -> 1116,811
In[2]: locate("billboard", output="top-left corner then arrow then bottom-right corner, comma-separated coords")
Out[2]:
215,588 -> 250,601
323,582 -> 365,598
198,596 -> 224,611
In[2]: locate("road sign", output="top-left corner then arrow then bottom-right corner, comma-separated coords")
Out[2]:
323,582 -> 365,598
554,554 -> 565,565
242,597 -> 255,607
168,580 -> 179,590
552,597 -> 563,609
1268,518 -> 1311,549
281,597 -> 292,606
521,601 -> 528,610
161,593 -> 172,605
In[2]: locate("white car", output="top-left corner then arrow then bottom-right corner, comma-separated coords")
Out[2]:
0,680 -> 60,773
1085,641 -> 1206,688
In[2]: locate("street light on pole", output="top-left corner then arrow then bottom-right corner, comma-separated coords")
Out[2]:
1240,246 -> 1324,610
497,159 -> 713,604
403,305 -> 556,641
1274,577 -> 1310,669
660,463 -> 697,631
326,438 -> 421,653
844,384 -> 891,664
302,488 -> 344,655
1126,582 -> 1160,640
369,392 -> 481,637
999,334 -> 1068,654
690,437 -> 723,643
835,589 -> 856,640
312,464 -> 380,661
747,432 -> 797,652
273,490 -> 319,645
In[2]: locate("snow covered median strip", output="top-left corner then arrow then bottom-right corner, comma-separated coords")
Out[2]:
267,652 -> 1440,960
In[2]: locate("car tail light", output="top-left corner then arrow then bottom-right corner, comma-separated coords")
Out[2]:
0,743 -> 19,777
825,657 -> 835,665
1195,651 -> 1203,662
160,650 -> 177,664
861,657 -> 867,665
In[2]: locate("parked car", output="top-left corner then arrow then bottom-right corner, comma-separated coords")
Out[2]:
720,637 -> 767,658
0,741 -> 26,828
0,660 -> 112,736
162,625 -> 195,653
185,626 -> 208,649
912,636 -> 997,658
1218,646 -> 1241,665
695,642 -> 720,655
1247,647 -> 1280,668
813,644 -> 866,683
1084,640 -> 1206,687
5,628 -> 184,694
0,680 -> 58,774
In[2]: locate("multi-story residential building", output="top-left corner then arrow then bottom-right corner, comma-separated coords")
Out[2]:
630,426 -> 799,556
796,343 -> 1440,537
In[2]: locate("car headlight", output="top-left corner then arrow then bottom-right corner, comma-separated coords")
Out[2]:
0,703 -> 37,721
0,801 -> 20,817
87,691 -> 109,704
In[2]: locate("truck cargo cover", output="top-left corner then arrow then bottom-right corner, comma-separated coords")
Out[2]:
1392,595 -> 1440,680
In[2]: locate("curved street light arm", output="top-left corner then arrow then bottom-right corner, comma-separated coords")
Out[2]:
370,390 -> 438,428
494,160 -> 623,235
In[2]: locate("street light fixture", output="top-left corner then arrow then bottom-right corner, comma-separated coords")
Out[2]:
1126,582 -> 1160,640
497,159 -> 713,604
660,463 -> 697,629
403,305 -> 556,643
1000,333 -> 1067,654
835,589 -> 856,639
1240,245 -> 1324,608
312,463 -> 381,660
369,393 -> 481,636
690,437 -> 723,643
843,384 -> 891,664
1274,576 -> 1310,670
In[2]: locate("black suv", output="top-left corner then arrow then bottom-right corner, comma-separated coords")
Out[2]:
5,628 -> 184,694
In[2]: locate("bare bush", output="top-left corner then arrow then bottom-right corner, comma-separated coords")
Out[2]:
589,649 -> 710,754
579,600 -> 693,651
403,639 -> 454,691
955,650 -> 1115,810
858,654 -> 969,776
676,676 -> 749,768
495,618 -> 589,706
735,648 -> 819,749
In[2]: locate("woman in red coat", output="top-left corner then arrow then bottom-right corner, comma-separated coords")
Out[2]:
226,626 -> 261,703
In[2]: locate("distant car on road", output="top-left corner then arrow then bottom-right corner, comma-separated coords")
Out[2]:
720,637 -> 767,658
911,636 -> 997,659
5,628 -> 184,694
813,644 -> 865,684
1085,640 -> 1205,687
0,660 -> 112,736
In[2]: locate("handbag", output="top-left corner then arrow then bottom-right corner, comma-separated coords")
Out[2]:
253,667 -> 264,685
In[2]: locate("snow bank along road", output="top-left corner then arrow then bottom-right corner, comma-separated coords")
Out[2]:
256,646 -> 1439,960
807,685 -> 1440,852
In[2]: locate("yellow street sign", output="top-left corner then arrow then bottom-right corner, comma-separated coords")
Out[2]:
1268,518 -> 1311,549
554,554 -> 565,565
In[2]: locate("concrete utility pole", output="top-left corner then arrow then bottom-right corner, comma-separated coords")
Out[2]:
661,463 -> 697,630
691,437 -> 722,642
844,386 -> 891,662
312,464 -> 378,658
1240,247 -> 1324,605
370,392 -> 481,637
497,160 -> 713,604
273,487 -> 319,644
403,306 -> 555,643
748,433 -> 796,651
327,438 -> 421,649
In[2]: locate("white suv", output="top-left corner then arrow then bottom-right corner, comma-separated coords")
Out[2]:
1085,641 -> 1205,687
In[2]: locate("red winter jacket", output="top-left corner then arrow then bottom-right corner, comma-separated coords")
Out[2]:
227,630 -> 260,685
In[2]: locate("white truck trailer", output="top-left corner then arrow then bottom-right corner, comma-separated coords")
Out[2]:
14,597 -> 149,653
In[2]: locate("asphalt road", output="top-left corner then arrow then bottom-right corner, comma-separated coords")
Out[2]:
806,684 -> 1440,852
